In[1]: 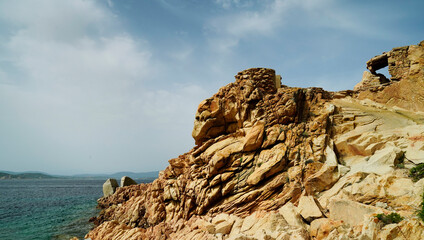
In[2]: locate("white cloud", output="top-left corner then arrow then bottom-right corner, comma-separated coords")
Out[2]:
206,0 -> 391,53
169,46 -> 194,62
208,1 -> 281,35
0,0 -> 206,173
206,0 -> 290,53
139,85 -> 207,125
0,0 -> 114,43
8,34 -> 151,90
214,0 -> 242,9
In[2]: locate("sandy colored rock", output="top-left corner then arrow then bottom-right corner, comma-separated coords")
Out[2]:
215,220 -> 234,234
329,198 -> 383,227
310,218 -> 342,240
86,42 -> 424,240
358,41 -> 424,112
243,121 -> 265,152
304,163 -> 339,195
246,143 -> 287,185
297,196 -> 324,222
278,202 -> 307,229
354,71 -> 389,91
348,146 -> 403,176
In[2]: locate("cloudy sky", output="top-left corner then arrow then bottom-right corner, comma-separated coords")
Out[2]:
0,0 -> 423,175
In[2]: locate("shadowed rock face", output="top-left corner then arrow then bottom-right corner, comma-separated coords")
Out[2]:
86,42 -> 424,240
366,53 -> 389,74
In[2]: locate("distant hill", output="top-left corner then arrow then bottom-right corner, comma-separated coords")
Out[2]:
0,170 -> 159,181
71,171 -> 159,180
0,171 -> 57,179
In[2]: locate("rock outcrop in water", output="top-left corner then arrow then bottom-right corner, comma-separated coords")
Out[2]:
102,178 -> 118,198
120,176 -> 137,187
86,41 -> 424,240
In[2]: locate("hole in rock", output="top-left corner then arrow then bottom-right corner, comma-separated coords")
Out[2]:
375,66 -> 391,81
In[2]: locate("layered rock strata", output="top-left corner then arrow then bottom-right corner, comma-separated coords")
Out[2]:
86,42 -> 424,240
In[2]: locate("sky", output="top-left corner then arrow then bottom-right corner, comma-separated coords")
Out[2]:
0,0 -> 423,175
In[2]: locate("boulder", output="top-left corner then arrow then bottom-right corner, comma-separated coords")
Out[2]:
363,146 -> 402,175
304,163 -> 339,195
349,146 -> 403,176
297,196 -> 324,222
103,178 -> 119,197
215,220 -> 234,235
120,176 -> 137,187
278,202 -> 307,229
329,198 -> 383,227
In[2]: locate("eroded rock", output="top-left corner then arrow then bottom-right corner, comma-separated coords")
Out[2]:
103,178 -> 119,197
120,176 -> 137,187
87,41 -> 424,240
297,195 -> 324,222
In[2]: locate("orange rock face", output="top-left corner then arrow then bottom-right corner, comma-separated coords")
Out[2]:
86,42 -> 424,240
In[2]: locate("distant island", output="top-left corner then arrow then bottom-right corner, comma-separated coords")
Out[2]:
0,172 -> 56,179
0,170 -> 159,181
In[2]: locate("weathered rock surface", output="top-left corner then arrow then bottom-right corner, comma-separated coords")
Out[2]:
358,41 -> 424,112
354,71 -> 389,91
297,196 -> 324,222
102,178 -> 118,197
120,176 -> 137,187
86,42 -> 424,240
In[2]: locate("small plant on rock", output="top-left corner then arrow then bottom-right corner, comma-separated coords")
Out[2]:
417,190 -> 424,222
395,163 -> 405,169
375,212 -> 403,225
409,163 -> 424,182
394,152 -> 405,169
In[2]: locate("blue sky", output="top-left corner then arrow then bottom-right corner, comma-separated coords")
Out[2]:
0,0 -> 423,175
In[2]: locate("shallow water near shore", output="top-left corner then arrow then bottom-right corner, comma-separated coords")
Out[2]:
0,179 -> 104,240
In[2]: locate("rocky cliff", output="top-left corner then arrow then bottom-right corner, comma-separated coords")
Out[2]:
86,41 -> 424,240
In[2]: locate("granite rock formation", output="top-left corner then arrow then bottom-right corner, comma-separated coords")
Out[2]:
357,40 -> 424,111
86,41 -> 424,240
121,176 -> 137,187
102,178 -> 119,198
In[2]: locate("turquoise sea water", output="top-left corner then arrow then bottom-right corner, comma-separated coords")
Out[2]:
0,179 -> 104,240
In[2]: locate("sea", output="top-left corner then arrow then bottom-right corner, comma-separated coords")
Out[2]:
0,179 -> 104,240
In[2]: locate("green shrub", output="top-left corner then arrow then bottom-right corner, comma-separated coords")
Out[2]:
418,191 -> 424,222
409,163 -> 424,181
376,212 -> 403,225
395,163 -> 405,169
